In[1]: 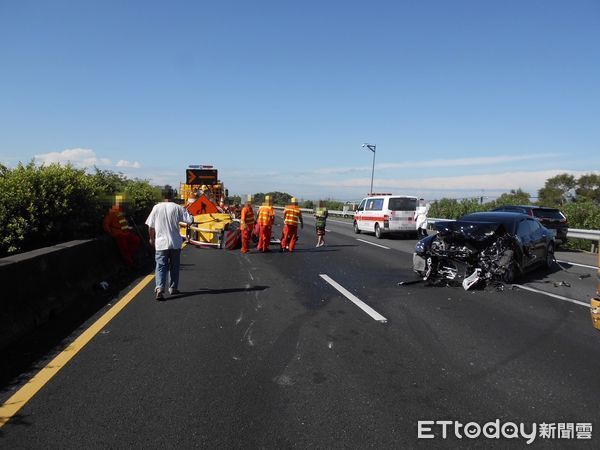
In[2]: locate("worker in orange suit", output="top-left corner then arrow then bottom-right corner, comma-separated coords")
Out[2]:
257,195 -> 275,252
103,195 -> 141,267
280,197 -> 303,252
240,195 -> 255,253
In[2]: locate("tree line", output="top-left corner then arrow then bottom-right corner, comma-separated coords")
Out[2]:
0,162 -> 162,257
1,163 -> 598,257
429,173 -> 600,219
428,173 -> 600,249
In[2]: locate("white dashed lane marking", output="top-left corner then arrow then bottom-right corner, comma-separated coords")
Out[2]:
513,284 -> 590,308
356,238 -> 390,250
320,274 -> 388,323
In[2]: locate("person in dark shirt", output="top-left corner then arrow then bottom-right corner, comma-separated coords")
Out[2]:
315,200 -> 328,247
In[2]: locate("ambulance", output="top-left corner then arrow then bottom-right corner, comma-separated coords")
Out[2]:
353,194 -> 418,238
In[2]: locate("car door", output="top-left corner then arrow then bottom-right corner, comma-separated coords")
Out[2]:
366,198 -> 384,232
355,199 -> 366,230
516,219 -> 536,268
528,219 -> 547,261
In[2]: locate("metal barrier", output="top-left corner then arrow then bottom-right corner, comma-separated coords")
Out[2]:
273,209 -> 600,244
567,228 -> 600,241
273,206 -> 353,218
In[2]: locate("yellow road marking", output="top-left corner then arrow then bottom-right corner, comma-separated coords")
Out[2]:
0,273 -> 155,427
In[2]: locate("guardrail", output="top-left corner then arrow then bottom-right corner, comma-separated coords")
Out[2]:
274,210 -> 600,245
273,206 -> 354,218
567,228 -> 600,241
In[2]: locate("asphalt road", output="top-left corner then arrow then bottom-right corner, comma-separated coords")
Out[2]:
1,213 -> 599,448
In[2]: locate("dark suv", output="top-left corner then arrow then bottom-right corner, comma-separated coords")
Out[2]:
492,205 -> 568,245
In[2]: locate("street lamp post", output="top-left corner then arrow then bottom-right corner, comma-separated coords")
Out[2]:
362,143 -> 376,195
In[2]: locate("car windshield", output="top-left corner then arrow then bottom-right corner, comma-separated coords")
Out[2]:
532,209 -> 564,220
388,197 -> 417,211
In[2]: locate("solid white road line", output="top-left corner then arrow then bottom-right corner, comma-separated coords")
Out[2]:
320,274 -> 388,323
555,260 -> 598,270
356,238 -> 390,250
512,284 -> 590,308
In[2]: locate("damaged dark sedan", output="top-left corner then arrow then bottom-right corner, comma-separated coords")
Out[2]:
413,212 -> 555,290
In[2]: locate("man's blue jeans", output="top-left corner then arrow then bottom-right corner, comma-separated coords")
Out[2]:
155,249 -> 181,293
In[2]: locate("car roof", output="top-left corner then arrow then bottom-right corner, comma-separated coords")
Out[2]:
360,195 -> 418,200
459,211 -> 532,234
462,211 -> 529,220
493,204 -> 560,211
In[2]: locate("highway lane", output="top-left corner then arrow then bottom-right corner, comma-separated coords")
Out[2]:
320,214 -> 599,306
1,213 -> 599,448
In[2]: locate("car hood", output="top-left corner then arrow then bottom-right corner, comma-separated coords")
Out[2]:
434,220 -> 507,242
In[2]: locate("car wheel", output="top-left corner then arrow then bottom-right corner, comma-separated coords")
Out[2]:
354,221 -> 361,234
375,223 -> 382,239
545,243 -> 555,269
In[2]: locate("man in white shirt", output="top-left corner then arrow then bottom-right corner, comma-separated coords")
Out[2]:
145,187 -> 194,300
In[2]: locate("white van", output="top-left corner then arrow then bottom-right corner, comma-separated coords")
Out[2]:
353,194 -> 418,238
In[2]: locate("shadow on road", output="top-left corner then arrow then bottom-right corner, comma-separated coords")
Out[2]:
168,285 -> 269,300
0,413 -> 32,432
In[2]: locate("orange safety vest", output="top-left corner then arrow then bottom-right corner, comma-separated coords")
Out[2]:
240,205 -> 255,230
283,205 -> 302,226
257,205 -> 275,226
103,207 -> 130,236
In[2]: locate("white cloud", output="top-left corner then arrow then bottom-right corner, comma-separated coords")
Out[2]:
116,160 -> 141,168
319,169 -> 596,192
34,148 -> 111,168
377,153 -> 558,170
315,153 -> 557,175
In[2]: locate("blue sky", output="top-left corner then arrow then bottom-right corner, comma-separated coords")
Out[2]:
1,0 -> 599,201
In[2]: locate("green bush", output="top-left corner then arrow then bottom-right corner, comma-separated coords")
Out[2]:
428,198 -> 487,219
562,201 -> 600,230
300,200 -> 314,210
0,162 -> 162,257
560,201 -> 600,251
122,180 -> 162,226
322,200 -> 344,211
253,191 -> 292,206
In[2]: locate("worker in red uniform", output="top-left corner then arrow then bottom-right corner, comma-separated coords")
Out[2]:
103,195 -> 141,267
257,195 -> 275,252
240,195 -> 255,253
280,197 -> 303,252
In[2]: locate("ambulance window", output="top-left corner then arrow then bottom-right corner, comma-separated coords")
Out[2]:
366,199 -> 383,211
389,197 -> 417,211
357,199 -> 366,211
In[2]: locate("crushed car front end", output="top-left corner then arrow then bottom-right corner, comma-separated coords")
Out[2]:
413,220 -> 521,289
